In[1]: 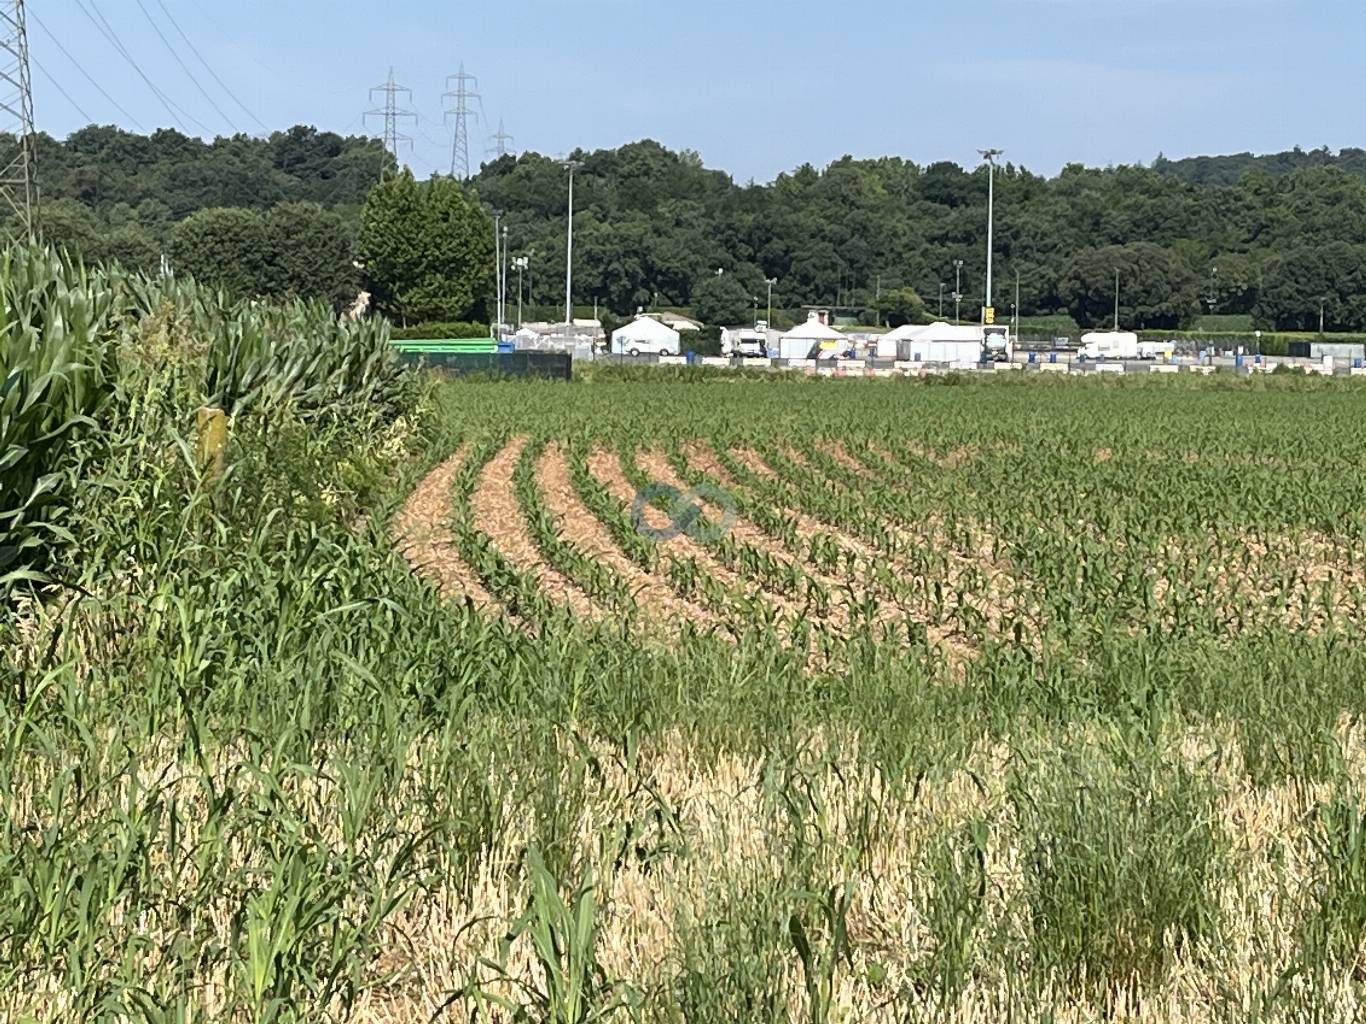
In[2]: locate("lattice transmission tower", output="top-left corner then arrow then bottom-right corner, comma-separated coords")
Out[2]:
490,117 -> 513,159
443,64 -> 479,179
0,0 -> 35,239
364,67 -> 415,180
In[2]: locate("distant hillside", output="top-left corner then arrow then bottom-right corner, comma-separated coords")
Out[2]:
1153,146 -> 1366,187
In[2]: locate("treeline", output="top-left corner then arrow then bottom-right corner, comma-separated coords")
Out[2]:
9,125 -> 389,303
471,141 -> 1366,331
16,126 -> 1366,331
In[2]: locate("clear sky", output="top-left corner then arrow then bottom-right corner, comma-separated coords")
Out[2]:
30,0 -> 1360,182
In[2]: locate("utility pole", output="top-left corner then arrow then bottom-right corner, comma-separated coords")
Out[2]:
955,262 -> 965,322
501,224 -> 509,336
0,0 -> 35,240
563,160 -> 579,332
939,282 -> 945,319
490,117 -> 514,158
443,63 -> 480,180
513,255 -> 528,327
1114,269 -> 1121,331
1014,269 -> 1020,340
979,148 -> 1004,324
497,211 -> 508,338
364,68 -> 415,181
765,277 -> 777,325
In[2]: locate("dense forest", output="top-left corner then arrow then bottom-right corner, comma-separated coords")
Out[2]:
13,125 -> 1366,331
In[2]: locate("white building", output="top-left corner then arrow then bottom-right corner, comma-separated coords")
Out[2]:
611,314 -> 682,356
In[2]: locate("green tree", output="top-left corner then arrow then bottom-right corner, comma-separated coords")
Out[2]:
356,172 -> 492,324
100,224 -> 160,274
168,207 -> 271,296
264,202 -> 357,307
1059,243 -> 1200,329
692,272 -> 752,326
1254,243 -> 1366,331
873,286 -> 927,327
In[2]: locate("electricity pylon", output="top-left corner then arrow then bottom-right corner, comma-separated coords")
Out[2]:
0,0 -> 36,239
443,64 -> 479,179
364,67 -> 415,180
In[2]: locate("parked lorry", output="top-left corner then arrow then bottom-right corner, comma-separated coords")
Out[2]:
982,324 -> 1013,362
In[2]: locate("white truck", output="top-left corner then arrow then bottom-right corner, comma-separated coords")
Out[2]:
1078,332 -> 1174,361
982,324 -> 1013,362
722,324 -> 769,357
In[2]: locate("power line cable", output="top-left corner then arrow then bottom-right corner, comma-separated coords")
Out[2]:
84,0 -> 207,131
28,10 -> 145,129
72,0 -> 206,133
153,0 -> 267,133
132,0 -> 237,132
31,54 -> 94,123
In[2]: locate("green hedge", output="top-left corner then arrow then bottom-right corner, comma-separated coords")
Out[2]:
389,320 -> 489,341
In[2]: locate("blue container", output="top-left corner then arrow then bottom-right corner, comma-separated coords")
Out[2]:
496,341 -> 516,354
1049,351 -> 1058,364
686,351 -> 696,364
1028,351 -> 1037,363
1355,358 -> 1363,369
1235,353 -> 1245,368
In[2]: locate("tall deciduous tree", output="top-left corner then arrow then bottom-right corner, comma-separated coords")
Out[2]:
1059,243 -> 1200,329
169,208 -> 272,297
356,172 -> 493,324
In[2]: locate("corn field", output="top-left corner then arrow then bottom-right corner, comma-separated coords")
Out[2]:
6,253 -> 1366,1021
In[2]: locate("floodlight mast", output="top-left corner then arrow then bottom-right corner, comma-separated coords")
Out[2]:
979,148 -> 1004,321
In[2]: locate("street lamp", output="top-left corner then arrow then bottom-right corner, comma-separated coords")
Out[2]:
563,160 -> 580,334
765,277 -> 777,324
753,296 -> 759,325
953,259 -> 964,323
939,281 -> 945,319
497,210 -> 508,338
501,224 -> 509,337
979,148 -> 1004,324
513,255 -> 529,328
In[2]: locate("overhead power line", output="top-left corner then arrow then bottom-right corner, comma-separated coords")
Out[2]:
153,0 -> 268,133
132,0 -> 237,132
72,0 -> 206,133
32,55 -> 93,124
28,9 -> 145,129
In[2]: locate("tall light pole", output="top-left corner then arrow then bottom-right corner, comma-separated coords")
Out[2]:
492,209 -> 503,335
765,277 -> 777,324
563,160 -> 580,333
513,255 -> 529,328
753,296 -> 759,325
1014,269 -> 1020,340
1114,269 -> 1121,331
939,282 -> 945,319
953,260 -> 964,323
979,148 -> 1004,325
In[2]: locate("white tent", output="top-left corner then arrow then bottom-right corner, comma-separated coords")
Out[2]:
778,313 -> 847,360
611,314 -> 681,355
882,321 -> 983,363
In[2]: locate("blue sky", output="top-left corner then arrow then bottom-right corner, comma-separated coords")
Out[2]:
31,0 -> 1358,182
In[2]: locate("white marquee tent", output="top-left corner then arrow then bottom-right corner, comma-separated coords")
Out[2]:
611,314 -> 682,355
778,313 -> 847,360
877,322 -> 984,363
